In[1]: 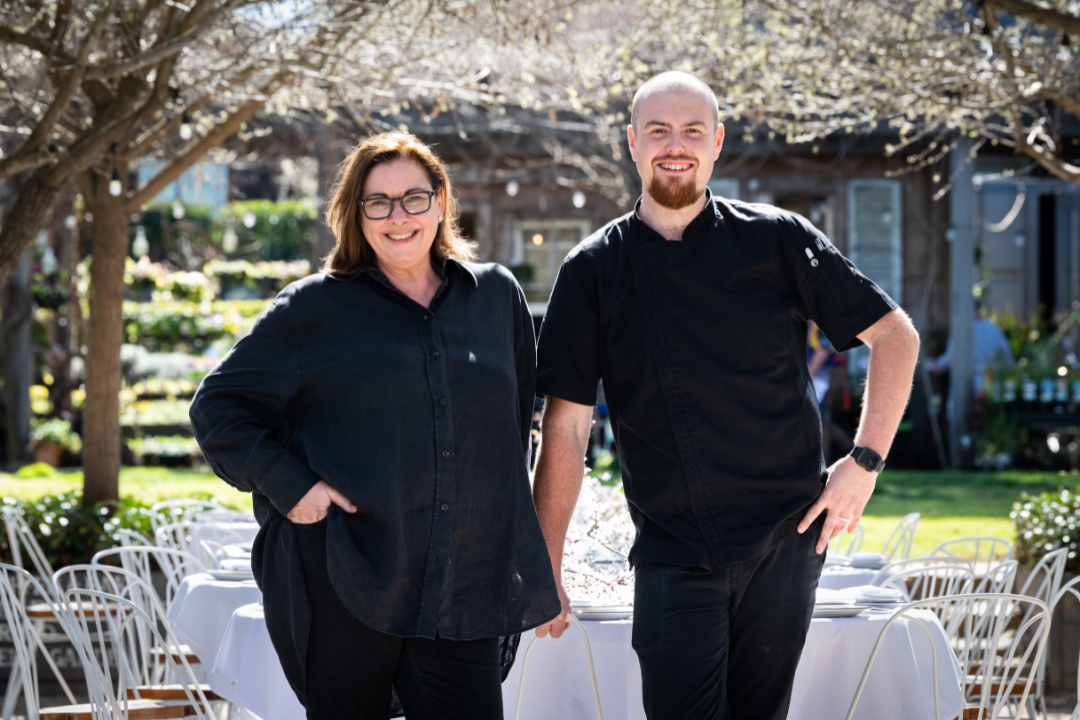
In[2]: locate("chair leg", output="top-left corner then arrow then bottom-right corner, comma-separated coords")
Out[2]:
31,618 -> 78,705
0,662 -> 22,720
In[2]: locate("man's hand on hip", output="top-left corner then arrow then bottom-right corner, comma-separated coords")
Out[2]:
797,456 -> 877,554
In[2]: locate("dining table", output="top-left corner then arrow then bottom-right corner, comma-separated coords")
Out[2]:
169,571 -> 964,720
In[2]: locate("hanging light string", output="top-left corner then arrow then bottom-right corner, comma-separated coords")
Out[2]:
109,143 -> 122,197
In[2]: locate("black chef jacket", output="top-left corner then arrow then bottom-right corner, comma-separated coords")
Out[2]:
536,193 -> 897,569
190,260 -> 560,704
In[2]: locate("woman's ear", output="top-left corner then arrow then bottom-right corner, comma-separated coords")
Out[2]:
436,187 -> 446,221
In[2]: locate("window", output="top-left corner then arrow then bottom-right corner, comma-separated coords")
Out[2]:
847,179 -> 903,304
708,178 -> 740,201
512,219 -> 591,309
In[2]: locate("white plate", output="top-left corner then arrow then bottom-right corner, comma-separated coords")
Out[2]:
812,603 -> 870,618
573,609 -> 633,621
823,555 -> 852,567
849,560 -> 887,570
207,569 -> 255,582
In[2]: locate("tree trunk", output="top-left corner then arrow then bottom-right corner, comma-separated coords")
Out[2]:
80,168 -> 127,506
2,249 -> 34,469
0,177 -> 63,291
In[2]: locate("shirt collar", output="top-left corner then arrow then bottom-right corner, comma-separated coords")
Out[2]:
632,187 -> 720,243
328,257 -> 478,287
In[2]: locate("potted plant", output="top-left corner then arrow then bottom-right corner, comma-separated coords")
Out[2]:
29,418 -> 82,467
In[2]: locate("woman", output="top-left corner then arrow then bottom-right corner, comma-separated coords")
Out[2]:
190,132 -> 561,719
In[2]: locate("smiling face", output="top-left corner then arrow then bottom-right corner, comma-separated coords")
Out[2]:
359,158 -> 445,276
628,88 -> 724,210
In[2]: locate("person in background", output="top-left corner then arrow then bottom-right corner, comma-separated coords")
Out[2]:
927,303 -> 1015,376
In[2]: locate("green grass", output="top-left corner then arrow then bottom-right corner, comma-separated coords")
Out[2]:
0,466 -> 251,509
4,468 -> 1078,558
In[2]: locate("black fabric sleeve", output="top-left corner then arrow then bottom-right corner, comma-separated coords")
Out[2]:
535,250 -> 601,406
779,213 -> 898,351
512,276 -> 538,464
189,285 -> 320,517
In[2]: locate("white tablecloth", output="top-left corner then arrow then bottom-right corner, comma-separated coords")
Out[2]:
210,605 -> 962,720
819,567 -> 880,590
189,521 -> 260,549
166,573 -> 263,702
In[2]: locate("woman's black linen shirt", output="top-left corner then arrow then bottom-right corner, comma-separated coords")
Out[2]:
190,260 -> 560,700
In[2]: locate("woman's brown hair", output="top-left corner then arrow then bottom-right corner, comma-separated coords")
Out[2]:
322,132 -> 475,275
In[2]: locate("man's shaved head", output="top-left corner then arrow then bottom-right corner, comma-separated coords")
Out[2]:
631,71 -> 720,130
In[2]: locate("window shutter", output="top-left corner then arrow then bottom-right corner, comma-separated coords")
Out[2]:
847,179 -> 903,304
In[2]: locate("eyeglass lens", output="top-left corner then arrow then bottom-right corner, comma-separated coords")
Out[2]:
363,192 -> 432,219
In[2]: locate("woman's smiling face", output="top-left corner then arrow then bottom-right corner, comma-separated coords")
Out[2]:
359,158 -> 445,276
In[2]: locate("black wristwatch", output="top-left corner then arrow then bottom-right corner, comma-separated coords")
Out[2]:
849,446 -> 886,473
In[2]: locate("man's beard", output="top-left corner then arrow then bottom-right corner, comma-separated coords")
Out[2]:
647,173 -> 701,210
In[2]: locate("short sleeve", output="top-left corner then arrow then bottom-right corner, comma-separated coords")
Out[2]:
780,214 -> 898,351
535,251 -> 601,406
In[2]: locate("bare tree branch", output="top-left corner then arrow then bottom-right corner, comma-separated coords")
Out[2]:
83,0 -> 247,79
987,0 -> 1080,35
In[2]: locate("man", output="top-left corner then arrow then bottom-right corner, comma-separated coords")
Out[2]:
531,71 -> 920,720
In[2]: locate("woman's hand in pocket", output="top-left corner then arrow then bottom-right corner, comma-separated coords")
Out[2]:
287,481 -> 357,524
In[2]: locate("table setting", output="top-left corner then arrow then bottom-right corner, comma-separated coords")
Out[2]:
165,481 -> 963,720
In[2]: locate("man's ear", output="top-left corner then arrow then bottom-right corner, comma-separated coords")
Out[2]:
627,123 -> 638,161
715,123 -> 725,160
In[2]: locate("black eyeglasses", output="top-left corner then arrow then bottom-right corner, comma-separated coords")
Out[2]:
358,190 -> 436,220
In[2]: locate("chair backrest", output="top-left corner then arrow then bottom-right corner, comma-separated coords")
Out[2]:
875,562 -> 975,603
828,525 -> 864,557
155,520 -> 249,568
0,563 -> 66,719
931,536 -> 1014,566
881,512 -> 920,561
91,546 -> 206,612
872,555 -> 973,583
116,529 -> 153,547
976,559 -> 1018,595
845,594 -> 1051,720
149,499 -> 222,533
1018,548 -> 1069,605
1,505 -> 56,596
59,581 -> 212,717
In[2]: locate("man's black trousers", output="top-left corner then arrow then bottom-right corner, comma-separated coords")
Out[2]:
632,516 -> 826,720
295,520 -> 504,720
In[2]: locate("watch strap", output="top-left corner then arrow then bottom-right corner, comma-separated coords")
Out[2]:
850,446 -> 886,473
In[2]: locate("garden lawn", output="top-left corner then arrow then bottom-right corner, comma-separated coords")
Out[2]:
0,466 -> 251,509
841,470 -> 1073,557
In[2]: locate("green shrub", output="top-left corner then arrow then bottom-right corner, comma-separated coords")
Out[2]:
30,418 -> 82,453
128,436 -> 202,466
0,490 -> 238,569
121,298 -> 270,352
1012,487 -> 1080,571
14,463 -> 61,479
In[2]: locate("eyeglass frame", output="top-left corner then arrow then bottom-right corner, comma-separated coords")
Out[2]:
357,189 -> 438,220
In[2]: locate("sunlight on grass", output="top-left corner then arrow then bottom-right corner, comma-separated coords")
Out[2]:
0,467 -> 250,509
856,517 -> 1015,559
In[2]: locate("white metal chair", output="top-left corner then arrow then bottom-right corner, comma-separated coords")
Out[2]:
91,546 -> 206,613
514,614 -> 604,720
1012,548 -> 1069,719
1048,574 -> 1080,720
116,528 -> 154,547
0,563 -> 64,720
154,520 -> 248,570
845,594 -> 1051,720
881,512 -> 920,561
57,581 -> 216,718
872,555 -> 974,583
875,562 -> 976,604
0,507 -> 79,718
148,499 -> 223,534
829,524 -> 864,556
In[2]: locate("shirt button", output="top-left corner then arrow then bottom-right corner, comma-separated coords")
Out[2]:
422,315 -> 429,321
441,503 -> 449,511
439,398 -> 447,406
432,351 -> 440,357
442,450 -> 450,458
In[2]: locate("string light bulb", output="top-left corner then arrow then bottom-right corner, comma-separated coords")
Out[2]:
109,143 -> 122,197
179,111 -> 193,141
